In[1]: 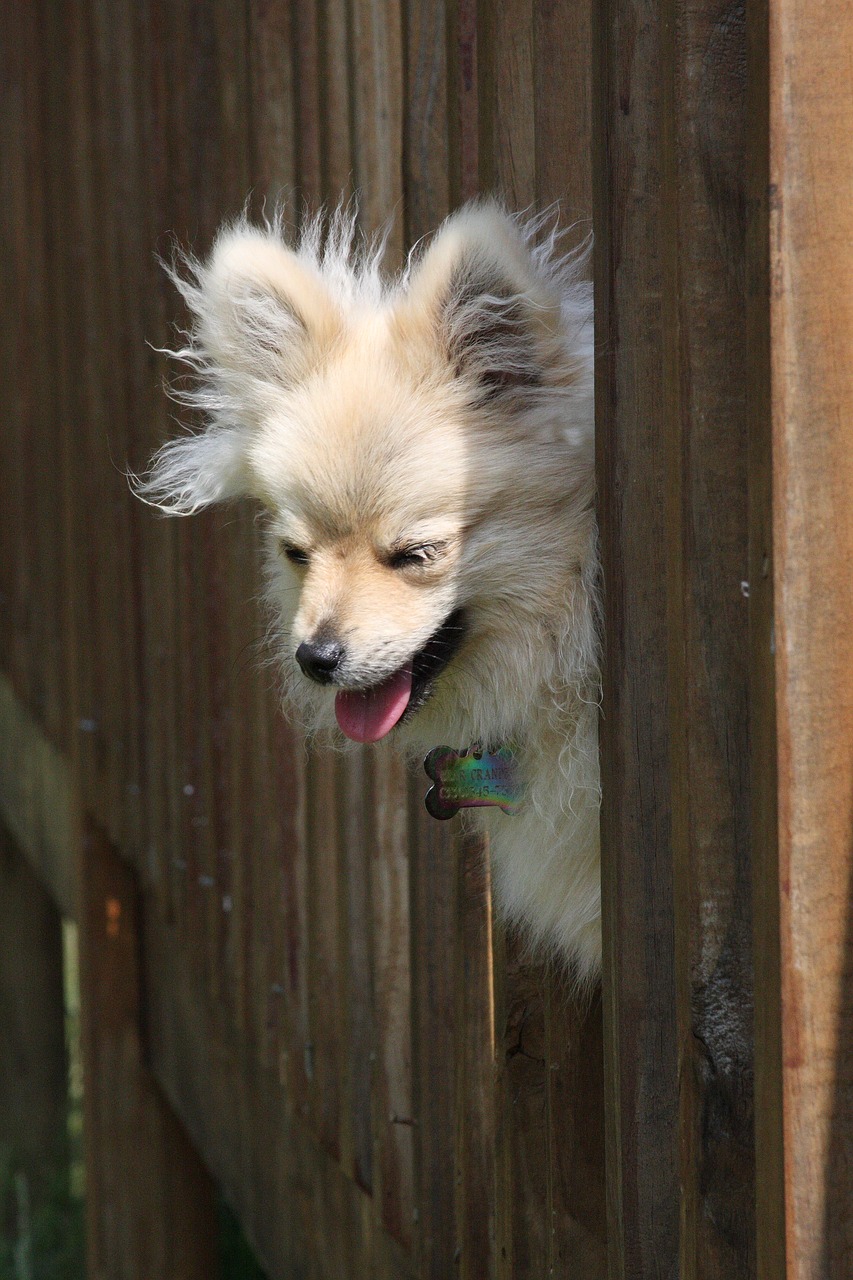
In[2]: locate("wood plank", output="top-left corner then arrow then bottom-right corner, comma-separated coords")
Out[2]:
350,0 -> 404,261
751,0 -> 853,1272
665,3 -> 755,1275
534,0 -> 591,222
319,0 -> 355,200
127,0 -> 185,926
78,819 -> 218,1279
144,899 -> 418,1280
477,7 -> 559,1277
371,745 -> 414,1247
477,0 -> 535,203
440,14 -> 500,1277
408,802 -> 460,1279
247,0 -> 314,1142
455,831 -> 496,1280
248,0 -> 297,198
592,0 -> 680,1272
530,7 -> 609,1277
446,0 -> 479,204
306,755 -> 345,1160
544,985 -> 607,1278
403,0 -> 449,238
294,0 -> 324,207
339,746 -> 375,1192
492,931 -> 549,1280
16,4 -> 67,757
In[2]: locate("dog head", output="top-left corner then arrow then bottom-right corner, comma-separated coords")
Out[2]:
137,202 -> 595,749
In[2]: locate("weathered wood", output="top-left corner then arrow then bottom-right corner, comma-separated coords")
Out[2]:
545,985 -> 607,1278
306,755 -> 346,1159
531,6 -> 609,1277
144,897 -> 418,1280
8,0 -> 839,1275
478,7 -> 565,1277
403,0 -> 449,238
750,0 -> 853,1274
665,3 -> 755,1274
595,1 -> 758,1276
371,745 -> 414,1248
592,0 -> 680,1273
350,0 -> 404,263
446,0 -> 479,203
78,819 -> 218,1279
408,804 -> 460,1279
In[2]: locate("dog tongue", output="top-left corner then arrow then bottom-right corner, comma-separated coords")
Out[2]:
335,667 -> 413,743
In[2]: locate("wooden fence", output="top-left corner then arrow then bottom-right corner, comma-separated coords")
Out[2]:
1,0 -> 851,1276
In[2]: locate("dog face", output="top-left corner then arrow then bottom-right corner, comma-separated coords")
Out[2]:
138,203 -> 595,749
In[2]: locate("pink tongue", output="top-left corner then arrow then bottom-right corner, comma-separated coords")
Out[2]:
335,667 -> 413,743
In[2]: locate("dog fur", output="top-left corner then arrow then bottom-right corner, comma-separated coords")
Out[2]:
136,201 -> 602,981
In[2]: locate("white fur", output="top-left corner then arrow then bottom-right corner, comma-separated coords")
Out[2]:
135,201 -> 602,982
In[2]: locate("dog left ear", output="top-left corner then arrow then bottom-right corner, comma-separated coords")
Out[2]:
401,202 -> 565,397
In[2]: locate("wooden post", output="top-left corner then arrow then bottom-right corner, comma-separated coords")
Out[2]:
594,0 -> 755,1274
77,818 -> 218,1280
749,0 -> 853,1274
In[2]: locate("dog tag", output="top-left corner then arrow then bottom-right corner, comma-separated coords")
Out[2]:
423,746 -> 523,820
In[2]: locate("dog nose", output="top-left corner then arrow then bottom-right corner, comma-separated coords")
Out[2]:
295,637 -> 344,684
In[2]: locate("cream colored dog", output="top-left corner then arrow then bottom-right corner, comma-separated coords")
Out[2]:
138,202 -> 602,980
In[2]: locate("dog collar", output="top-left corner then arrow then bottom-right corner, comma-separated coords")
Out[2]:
423,744 -> 523,820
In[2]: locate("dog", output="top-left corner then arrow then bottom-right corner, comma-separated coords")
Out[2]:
136,200 -> 602,981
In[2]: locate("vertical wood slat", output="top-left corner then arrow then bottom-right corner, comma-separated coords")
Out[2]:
399,9 -> 465,1276
134,0 -> 185,941
477,7 -> 553,1279
246,0 -> 314,1134
350,0 -> 405,263
442,6 -> 500,1252
15,1 -> 839,1277
78,819 -> 218,1279
454,831 -> 496,1279
750,0 -> 853,1274
372,747 -> 414,1248
665,3 -> 755,1276
595,0 -> 757,1276
531,5 -> 609,1277
446,0 -> 479,204
593,0 -> 680,1274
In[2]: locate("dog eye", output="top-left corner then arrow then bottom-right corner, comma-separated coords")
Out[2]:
280,541 -> 309,566
388,544 -> 438,569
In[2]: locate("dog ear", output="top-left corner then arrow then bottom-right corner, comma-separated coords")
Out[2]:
131,424 -> 251,515
401,203 -> 566,397
134,225 -> 342,514
188,225 -> 341,392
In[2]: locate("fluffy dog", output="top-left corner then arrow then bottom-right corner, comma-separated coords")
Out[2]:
137,201 -> 602,980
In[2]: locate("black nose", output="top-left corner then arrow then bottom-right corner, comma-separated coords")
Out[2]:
295,637 -> 344,684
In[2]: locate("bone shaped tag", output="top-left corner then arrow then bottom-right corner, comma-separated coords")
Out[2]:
423,746 -> 523,820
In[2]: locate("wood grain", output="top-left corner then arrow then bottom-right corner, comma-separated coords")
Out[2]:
593,0 -> 680,1273
4,0 -> 839,1276
752,0 -> 853,1273
78,819 -> 218,1279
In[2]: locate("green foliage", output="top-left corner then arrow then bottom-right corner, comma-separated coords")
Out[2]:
217,1198 -> 269,1280
0,1147 -> 85,1280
